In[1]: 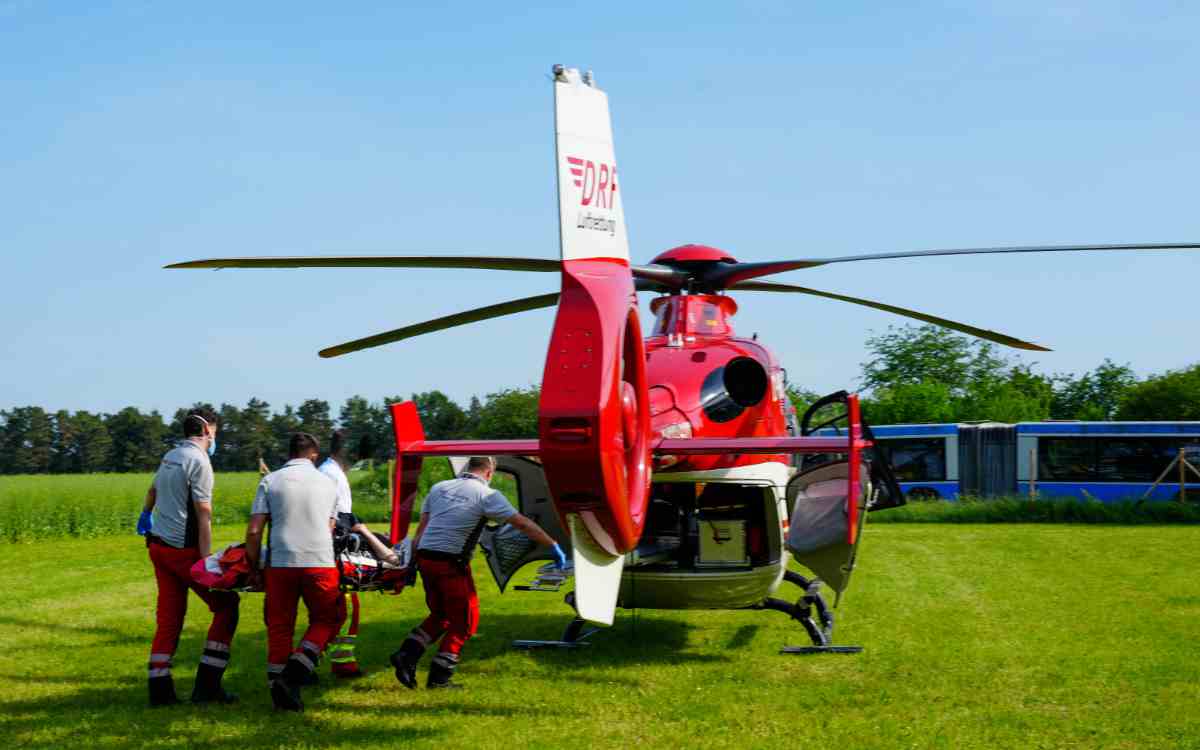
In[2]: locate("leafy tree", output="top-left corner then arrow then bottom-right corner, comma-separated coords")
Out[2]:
269,405 -> 301,466
235,398 -> 273,469
412,390 -> 469,440
50,410 -> 112,473
70,411 -> 113,473
862,382 -> 959,425
472,387 -> 540,439
214,403 -> 246,471
0,406 -> 55,473
1051,360 -> 1138,420
340,395 -> 386,463
105,407 -> 167,472
861,324 -> 1006,393
960,365 -> 1054,423
296,399 -> 335,443
1115,364 -> 1200,420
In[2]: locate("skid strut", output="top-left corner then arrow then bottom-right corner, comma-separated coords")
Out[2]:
755,572 -> 863,655
512,592 -> 602,650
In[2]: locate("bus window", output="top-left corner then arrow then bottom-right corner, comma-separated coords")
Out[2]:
1041,436 -> 1200,483
1038,438 -> 1098,481
1096,439 -> 1162,482
881,438 -> 946,482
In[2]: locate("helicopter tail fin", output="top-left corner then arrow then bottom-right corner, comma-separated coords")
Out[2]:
539,66 -> 645,626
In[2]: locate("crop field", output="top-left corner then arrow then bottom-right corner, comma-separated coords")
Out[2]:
0,470 -> 415,542
0,519 -> 1197,749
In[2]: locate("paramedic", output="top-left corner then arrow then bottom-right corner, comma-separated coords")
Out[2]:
244,432 -> 345,712
139,407 -> 240,707
318,429 -> 399,678
389,456 -> 568,689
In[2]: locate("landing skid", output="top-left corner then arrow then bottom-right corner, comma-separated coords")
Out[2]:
754,571 -> 863,655
512,592 -> 602,650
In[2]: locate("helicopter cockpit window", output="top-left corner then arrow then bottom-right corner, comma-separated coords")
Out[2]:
689,302 -> 728,336
652,303 -> 675,336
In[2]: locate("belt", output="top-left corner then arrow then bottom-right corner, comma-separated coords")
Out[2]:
146,534 -> 190,550
417,549 -> 463,563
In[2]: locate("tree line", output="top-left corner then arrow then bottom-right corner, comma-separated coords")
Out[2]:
0,388 -> 539,475
794,324 -> 1200,425
4,324 -> 1199,475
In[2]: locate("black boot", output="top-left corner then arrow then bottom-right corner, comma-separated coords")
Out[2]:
426,653 -> 462,690
191,662 -> 238,705
271,660 -> 309,712
389,637 -> 426,690
148,675 -> 180,707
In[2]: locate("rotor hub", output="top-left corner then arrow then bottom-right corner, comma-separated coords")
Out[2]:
649,244 -> 738,266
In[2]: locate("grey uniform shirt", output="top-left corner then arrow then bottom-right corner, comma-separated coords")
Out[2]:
251,458 -> 338,568
418,473 -> 518,556
151,440 -> 213,549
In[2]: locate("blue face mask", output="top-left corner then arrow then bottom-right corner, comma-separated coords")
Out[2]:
208,437 -> 217,457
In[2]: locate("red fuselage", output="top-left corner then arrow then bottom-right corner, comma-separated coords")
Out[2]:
644,294 -> 796,473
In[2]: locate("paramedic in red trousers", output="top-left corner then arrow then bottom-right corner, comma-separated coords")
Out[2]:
243,432 -> 345,712
390,456 -> 568,689
318,429 -> 399,678
138,407 -> 240,707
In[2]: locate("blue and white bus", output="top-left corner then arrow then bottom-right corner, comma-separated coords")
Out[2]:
862,421 -> 1200,502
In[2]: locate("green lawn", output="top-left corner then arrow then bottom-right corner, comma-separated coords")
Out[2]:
0,524 -> 1196,748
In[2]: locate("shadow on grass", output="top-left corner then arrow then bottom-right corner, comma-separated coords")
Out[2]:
353,611 -> 731,672
0,678 -> 441,749
0,613 -> 145,647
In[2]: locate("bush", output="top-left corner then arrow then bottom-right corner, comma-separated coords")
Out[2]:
871,495 -> 1200,524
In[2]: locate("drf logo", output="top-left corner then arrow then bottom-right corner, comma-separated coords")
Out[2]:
566,156 -> 617,208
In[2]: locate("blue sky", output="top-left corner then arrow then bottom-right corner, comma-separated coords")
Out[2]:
3,2 -> 1199,416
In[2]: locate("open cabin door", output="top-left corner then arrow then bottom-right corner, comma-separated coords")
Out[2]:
785,461 -> 871,597
476,456 -> 569,592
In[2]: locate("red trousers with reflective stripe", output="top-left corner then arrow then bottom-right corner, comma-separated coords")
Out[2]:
148,543 -> 239,664
263,567 -> 346,668
417,556 -> 479,658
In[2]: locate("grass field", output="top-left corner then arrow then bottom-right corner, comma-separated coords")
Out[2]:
0,524 -> 1196,749
0,471 -> 403,542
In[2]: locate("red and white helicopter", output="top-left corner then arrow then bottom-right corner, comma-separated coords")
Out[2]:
170,65 -> 1200,653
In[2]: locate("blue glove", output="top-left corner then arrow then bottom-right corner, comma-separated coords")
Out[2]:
137,510 -> 153,536
551,543 -> 568,570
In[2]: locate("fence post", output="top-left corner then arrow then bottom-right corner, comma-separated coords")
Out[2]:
1179,448 -> 1187,504
1029,448 -> 1037,499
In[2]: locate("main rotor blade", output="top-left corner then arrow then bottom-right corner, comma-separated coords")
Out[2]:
709,242 -> 1200,287
731,280 -> 1050,351
166,255 -> 562,272
166,254 -> 687,288
318,292 -> 560,358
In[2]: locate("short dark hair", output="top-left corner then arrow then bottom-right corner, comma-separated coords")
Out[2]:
466,456 -> 495,473
330,429 -> 346,457
289,432 -> 320,459
183,407 -> 219,438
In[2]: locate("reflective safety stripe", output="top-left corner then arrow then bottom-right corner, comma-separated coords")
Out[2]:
432,651 -> 459,669
266,663 -> 285,684
293,652 -> 316,671
334,636 -> 356,645
329,650 -> 354,662
148,667 -> 172,678
204,640 -> 230,653
200,654 -> 228,668
299,640 -> 321,654
410,628 -> 433,648
149,653 -> 173,664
